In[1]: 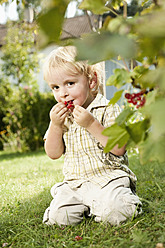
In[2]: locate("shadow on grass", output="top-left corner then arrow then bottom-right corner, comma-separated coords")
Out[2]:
0,186 -> 163,248
0,148 -> 46,161
1,186 -> 96,248
0,173 -> 63,247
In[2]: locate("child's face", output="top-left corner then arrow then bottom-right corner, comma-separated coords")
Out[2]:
47,67 -> 94,109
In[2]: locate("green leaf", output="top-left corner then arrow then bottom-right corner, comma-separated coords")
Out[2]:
139,134 -> 165,164
138,67 -> 165,91
107,16 -> 124,33
143,89 -> 157,106
109,0 -> 123,6
79,0 -> 110,14
108,90 -> 124,105
134,9 -> 165,57
130,65 -> 149,79
37,3 -> 67,44
74,31 -> 137,64
106,68 -> 132,88
126,137 -> 136,150
142,97 -> 165,139
115,107 -> 135,127
0,0 -> 8,4
136,9 -> 165,38
102,123 -> 129,153
126,119 -> 150,144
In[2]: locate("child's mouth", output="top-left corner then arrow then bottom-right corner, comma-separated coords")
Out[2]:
64,100 -> 74,109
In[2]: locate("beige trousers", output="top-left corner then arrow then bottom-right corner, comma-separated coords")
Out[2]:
43,177 -> 142,226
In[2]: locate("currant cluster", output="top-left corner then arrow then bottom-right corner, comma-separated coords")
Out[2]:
125,90 -> 146,108
64,100 -> 74,109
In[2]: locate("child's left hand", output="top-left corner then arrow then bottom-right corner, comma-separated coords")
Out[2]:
73,105 -> 95,128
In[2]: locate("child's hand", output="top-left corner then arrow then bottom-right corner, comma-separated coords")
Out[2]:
73,105 -> 95,128
50,102 -> 68,127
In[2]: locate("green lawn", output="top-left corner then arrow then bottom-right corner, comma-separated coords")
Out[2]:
0,149 -> 164,248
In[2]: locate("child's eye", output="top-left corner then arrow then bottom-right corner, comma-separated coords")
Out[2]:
52,85 -> 59,90
67,82 -> 75,86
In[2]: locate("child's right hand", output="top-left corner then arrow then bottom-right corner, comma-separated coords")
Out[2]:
50,102 -> 68,127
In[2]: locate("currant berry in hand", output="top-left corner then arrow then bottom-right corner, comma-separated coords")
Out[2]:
64,100 -> 74,110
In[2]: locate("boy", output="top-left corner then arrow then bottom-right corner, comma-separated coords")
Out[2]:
43,46 -> 142,226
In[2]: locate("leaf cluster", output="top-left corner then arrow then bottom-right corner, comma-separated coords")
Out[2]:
0,85 -> 56,152
1,21 -> 39,87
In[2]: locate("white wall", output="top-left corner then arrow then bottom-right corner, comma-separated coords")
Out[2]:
37,45 -> 58,93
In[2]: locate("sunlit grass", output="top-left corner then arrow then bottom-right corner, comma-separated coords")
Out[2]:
0,149 -> 164,248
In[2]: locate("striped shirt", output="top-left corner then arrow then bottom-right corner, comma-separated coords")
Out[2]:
45,94 -> 137,191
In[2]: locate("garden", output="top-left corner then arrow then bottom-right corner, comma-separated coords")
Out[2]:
0,150 -> 164,247
0,0 -> 165,247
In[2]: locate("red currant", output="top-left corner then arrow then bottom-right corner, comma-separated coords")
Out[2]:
131,99 -> 137,105
125,88 -> 147,108
125,93 -> 132,99
64,100 -> 74,109
136,96 -> 141,101
136,92 -> 141,97
67,104 -> 72,109
131,93 -> 136,99
64,100 -> 74,108
75,236 -> 82,241
140,97 -> 146,106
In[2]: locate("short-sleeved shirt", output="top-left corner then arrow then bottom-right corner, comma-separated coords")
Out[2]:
45,94 -> 137,191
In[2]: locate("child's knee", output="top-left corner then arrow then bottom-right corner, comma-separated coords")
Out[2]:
100,195 -> 142,225
43,206 -> 75,226
121,193 -> 142,219
50,207 -> 72,226
43,205 -> 87,226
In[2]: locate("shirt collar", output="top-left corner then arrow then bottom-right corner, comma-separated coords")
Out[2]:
87,93 -> 109,112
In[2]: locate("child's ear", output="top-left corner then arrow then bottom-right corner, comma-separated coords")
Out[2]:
89,72 -> 97,89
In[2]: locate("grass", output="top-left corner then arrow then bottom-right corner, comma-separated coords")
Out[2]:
0,149 -> 164,248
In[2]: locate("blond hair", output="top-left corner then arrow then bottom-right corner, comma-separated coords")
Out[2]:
43,46 -> 104,97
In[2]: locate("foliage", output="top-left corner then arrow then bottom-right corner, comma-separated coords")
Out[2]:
1,21 -> 39,87
0,18 -> 52,152
79,0 -> 109,14
37,0 -> 69,47
0,151 -> 164,247
35,0 -> 165,164
0,86 -> 56,152
0,0 -> 41,10
74,31 -> 137,63
99,0 -> 165,164
0,77 -> 12,150
0,0 -> 8,4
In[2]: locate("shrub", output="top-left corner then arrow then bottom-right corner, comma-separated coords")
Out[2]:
0,77 -> 13,150
0,85 -> 56,152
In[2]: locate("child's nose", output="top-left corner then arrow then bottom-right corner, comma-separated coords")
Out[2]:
60,88 -> 68,98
